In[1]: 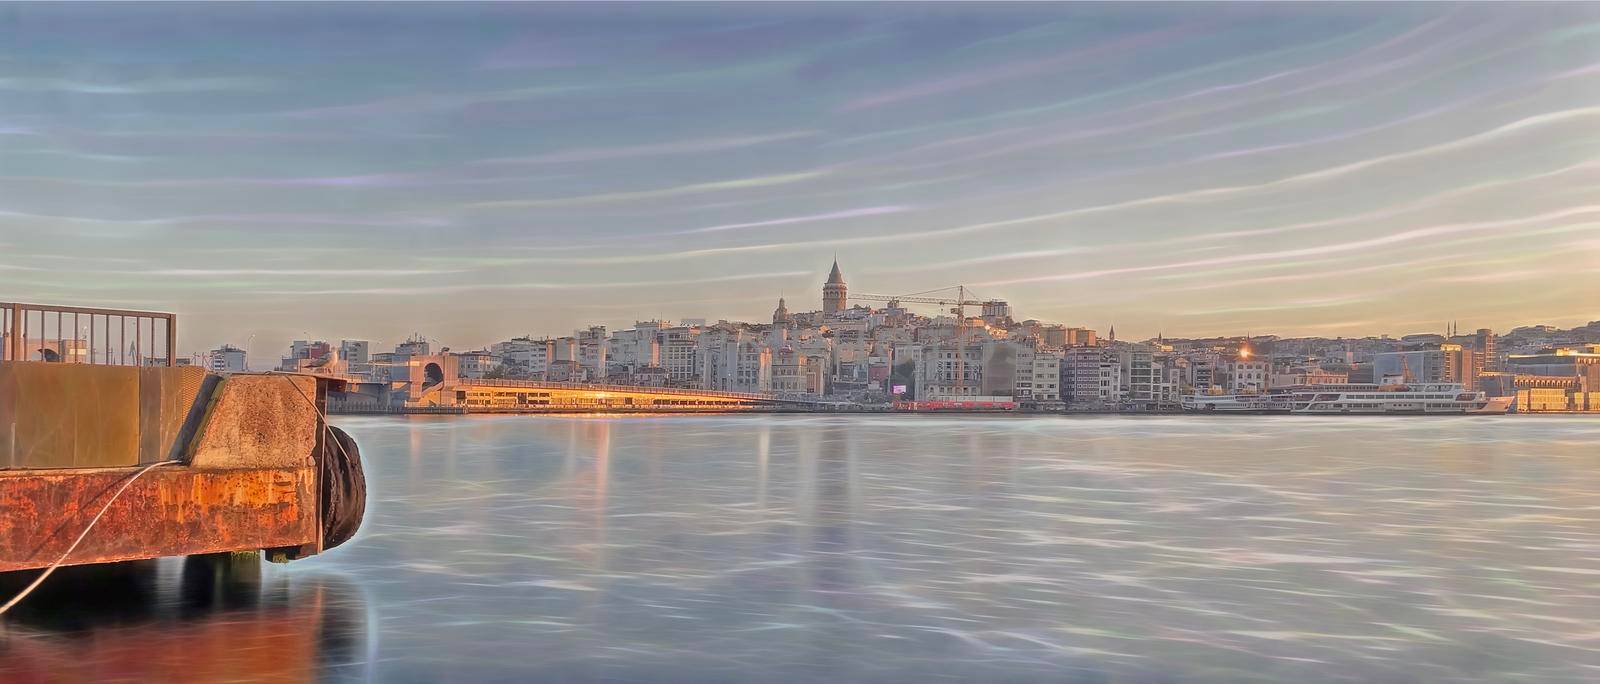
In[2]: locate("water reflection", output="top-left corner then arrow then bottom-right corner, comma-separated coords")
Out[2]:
9,415 -> 1600,682
0,555 -> 374,682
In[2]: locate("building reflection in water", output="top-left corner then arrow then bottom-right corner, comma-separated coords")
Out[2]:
810,427 -> 855,595
0,554 -> 375,682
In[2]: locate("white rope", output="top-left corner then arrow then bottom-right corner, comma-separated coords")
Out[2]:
0,460 -> 175,616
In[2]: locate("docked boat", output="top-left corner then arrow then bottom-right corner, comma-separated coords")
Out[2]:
1288,383 -> 1512,415
1181,391 -> 1291,413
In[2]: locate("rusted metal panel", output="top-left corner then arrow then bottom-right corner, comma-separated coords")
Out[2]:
0,362 -> 141,469
138,365 -> 208,464
0,362 -> 209,470
0,465 -> 317,572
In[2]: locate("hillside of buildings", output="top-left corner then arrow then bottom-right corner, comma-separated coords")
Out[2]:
204,263 -> 1600,412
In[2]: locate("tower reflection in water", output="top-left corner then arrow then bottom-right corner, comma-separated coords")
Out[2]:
0,554 -> 375,682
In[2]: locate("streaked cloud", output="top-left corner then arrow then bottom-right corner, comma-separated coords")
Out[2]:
0,76 -> 268,94
466,171 -> 829,209
3,2 -> 1596,351
259,271 -> 810,297
474,131 -> 818,166
677,206 -> 911,235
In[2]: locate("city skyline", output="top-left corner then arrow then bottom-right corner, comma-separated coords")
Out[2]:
233,256 -> 1588,362
4,3 -> 1600,357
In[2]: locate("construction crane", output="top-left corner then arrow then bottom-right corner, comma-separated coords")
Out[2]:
852,286 -> 987,398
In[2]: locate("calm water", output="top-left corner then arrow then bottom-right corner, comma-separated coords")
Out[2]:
5,415 -> 1600,682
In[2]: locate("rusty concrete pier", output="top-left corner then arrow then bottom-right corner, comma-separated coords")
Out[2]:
1,302 -> 363,574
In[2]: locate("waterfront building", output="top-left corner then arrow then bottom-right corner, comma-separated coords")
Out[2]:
771,346 -> 822,396
577,326 -> 608,379
1505,345 -> 1600,376
661,336 -> 703,387
608,325 -> 662,371
491,336 -> 553,379
1017,351 -> 1062,407
1503,346 -> 1600,411
1013,346 -> 1036,402
1159,362 -> 1184,407
1223,358 -> 1269,393
1185,353 -> 1221,393
1061,346 -> 1111,409
453,349 -> 498,379
701,329 -> 772,393
1096,358 -> 1123,407
1118,346 -> 1161,410
917,343 -> 985,400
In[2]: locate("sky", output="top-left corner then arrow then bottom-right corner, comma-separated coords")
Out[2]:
3,2 -> 1599,361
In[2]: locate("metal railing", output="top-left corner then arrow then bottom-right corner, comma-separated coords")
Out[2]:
2,302 -> 177,366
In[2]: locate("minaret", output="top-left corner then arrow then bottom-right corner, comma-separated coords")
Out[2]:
822,259 -> 847,315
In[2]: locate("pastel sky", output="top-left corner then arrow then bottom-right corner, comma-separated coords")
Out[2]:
3,3 -> 1599,359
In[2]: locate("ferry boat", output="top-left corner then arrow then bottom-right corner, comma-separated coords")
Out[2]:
1288,383 -> 1512,415
1181,391 -> 1291,413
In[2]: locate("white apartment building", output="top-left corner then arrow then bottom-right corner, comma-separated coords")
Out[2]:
454,349 -> 498,379
771,346 -> 822,395
661,337 -> 703,386
1118,346 -> 1161,410
206,344 -> 247,373
700,330 -> 772,393
607,326 -> 661,371
1017,351 -> 1061,405
917,344 -> 986,399
491,337 -> 552,378
576,326 -> 607,379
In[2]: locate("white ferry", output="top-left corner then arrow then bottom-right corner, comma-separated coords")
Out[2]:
1288,383 -> 1512,415
1181,391 -> 1292,413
